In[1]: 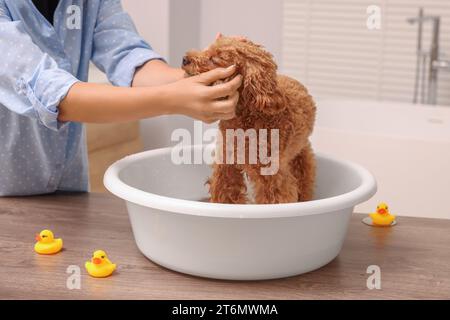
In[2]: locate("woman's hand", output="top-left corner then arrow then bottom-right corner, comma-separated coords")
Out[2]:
164,65 -> 243,123
59,65 -> 241,124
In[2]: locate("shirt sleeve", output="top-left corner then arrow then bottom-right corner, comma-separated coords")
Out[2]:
0,2 -> 79,132
91,0 -> 166,87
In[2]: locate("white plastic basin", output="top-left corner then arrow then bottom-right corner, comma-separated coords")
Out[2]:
104,145 -> 376,280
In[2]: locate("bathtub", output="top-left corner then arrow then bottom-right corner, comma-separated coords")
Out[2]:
311,99 -> 450,219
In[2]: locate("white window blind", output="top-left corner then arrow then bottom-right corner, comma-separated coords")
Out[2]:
282,0 -> 450,106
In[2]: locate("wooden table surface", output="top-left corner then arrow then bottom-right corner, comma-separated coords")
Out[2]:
0,193 -> 449,300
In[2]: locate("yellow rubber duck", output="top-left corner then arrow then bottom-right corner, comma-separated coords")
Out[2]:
34,230 -> 63,255
370,203 -> 396,226
85,250 -> 117,278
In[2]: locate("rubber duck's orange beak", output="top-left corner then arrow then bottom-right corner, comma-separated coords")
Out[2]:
93,257 -> 102,265
377,208 -> 387,215
35,234 -> 42,241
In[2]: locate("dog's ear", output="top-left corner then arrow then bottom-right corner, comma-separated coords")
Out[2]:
238,48 -> 286,115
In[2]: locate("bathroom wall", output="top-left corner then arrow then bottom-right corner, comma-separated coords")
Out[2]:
283,0 -> 450,106
121,0 -> 170,59
121,0 -> 283,66
200,0 -> 283,67
169,0 -> 201,67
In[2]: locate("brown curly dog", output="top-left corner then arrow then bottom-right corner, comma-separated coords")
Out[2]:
182,36 -> 316,204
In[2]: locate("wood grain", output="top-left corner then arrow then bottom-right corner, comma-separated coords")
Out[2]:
0,193 -> 449,300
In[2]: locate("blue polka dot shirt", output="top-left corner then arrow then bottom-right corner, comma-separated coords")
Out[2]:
0,0 -> 163,196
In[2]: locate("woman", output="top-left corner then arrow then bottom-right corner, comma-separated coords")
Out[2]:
0,0 -> 242,196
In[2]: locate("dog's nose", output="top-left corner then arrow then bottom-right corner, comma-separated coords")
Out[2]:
182,56 -> 191,66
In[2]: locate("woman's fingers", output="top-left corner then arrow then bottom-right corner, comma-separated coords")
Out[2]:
197,65 -> 237,84
181,65 -> 241,123
195,65 -> 242,100
200,91 -> 239,123
200,94 -> 237,123
210,75 -> 243,99
212,92 -> 239,114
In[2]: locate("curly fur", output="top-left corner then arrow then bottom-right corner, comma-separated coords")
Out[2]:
183,36 -> 316,204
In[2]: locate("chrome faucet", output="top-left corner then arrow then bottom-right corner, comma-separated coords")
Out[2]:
407,8 -> 449,105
